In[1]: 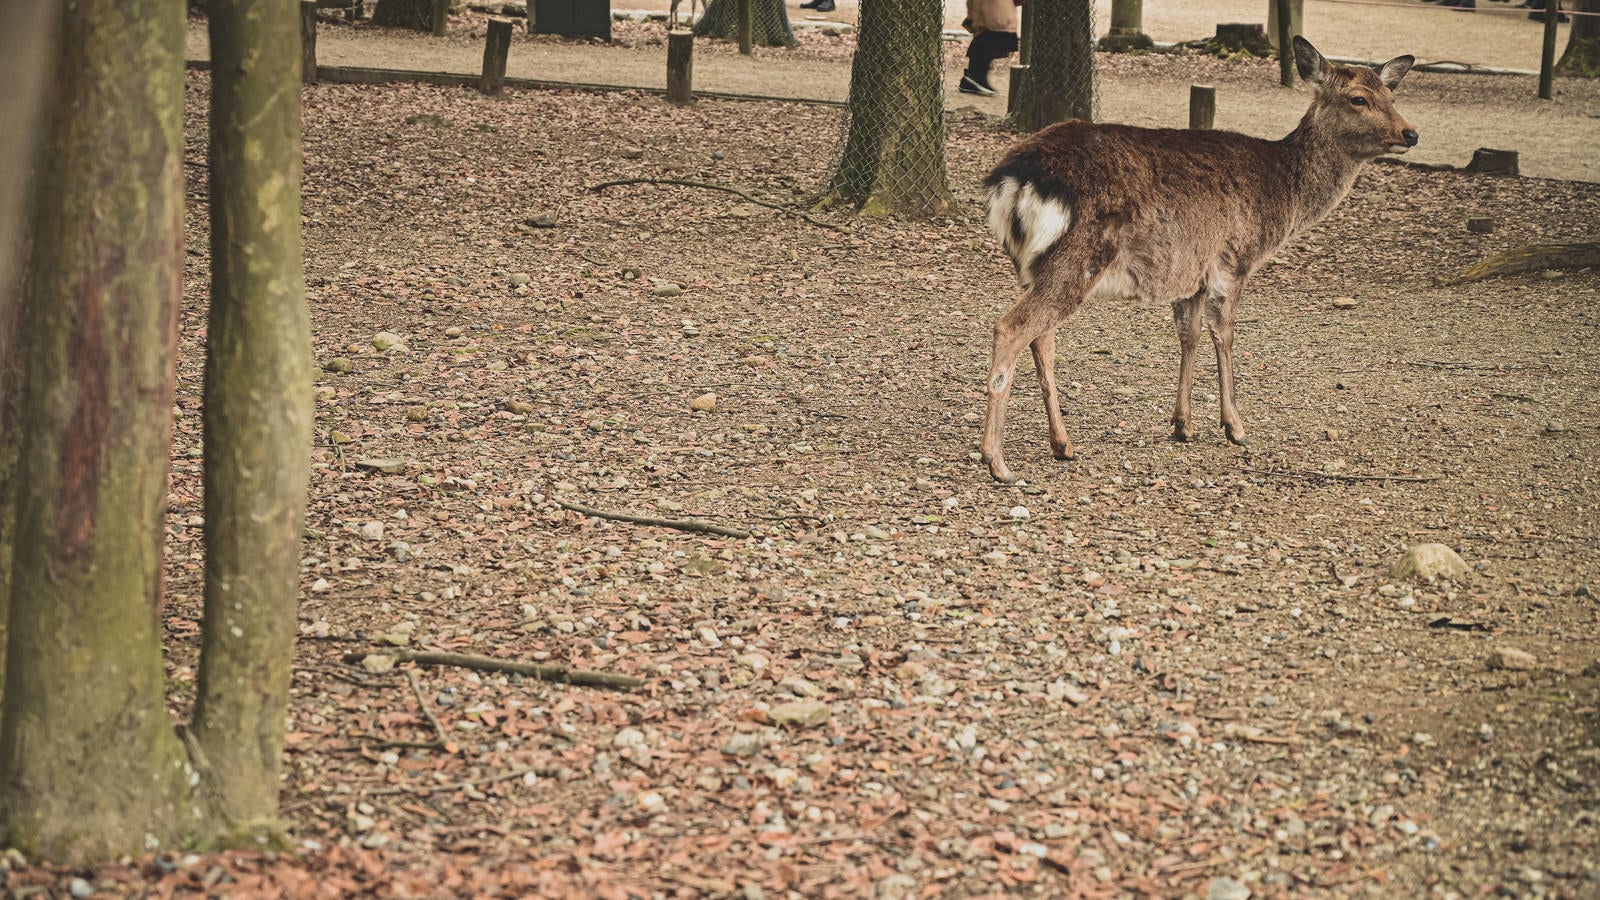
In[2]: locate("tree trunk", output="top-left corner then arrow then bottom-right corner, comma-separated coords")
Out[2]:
371,0 -> 436,30
1015,0 -> 1097,131
0,0 -> 197,862
693,0 -> 795,48
0,1 -> 61,702
1558,0 -> 1600,76
824,0 -> 951,216
189,0 -> 315,845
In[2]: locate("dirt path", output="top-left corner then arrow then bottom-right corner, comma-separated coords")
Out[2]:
188,17 -> 1599,182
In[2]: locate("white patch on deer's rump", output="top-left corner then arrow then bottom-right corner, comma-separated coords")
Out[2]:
985,177 -> 1020,252
1013,185 -> 1071,287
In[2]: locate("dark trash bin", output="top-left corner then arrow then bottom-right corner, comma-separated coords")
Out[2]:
532,0 -> 611,40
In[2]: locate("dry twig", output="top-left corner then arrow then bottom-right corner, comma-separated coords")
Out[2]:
589,177 -> 850,233
1241,466 -> 1442,484
554,496 -> 750,539
1439,240 -> 1600,285
343,649 -> 646,691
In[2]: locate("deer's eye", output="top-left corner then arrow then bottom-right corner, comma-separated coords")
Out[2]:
1350,96 -> 1370,108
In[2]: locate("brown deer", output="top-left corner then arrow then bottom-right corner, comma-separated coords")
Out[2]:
977,36 -> 1417,483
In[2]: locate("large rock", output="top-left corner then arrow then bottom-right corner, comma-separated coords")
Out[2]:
1391,543 -> 1470,581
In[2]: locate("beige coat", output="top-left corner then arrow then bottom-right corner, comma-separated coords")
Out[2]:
968,0 -> 1018,34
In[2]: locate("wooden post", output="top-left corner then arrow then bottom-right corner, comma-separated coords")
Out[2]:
1007,65 -> 1028,117
737,0 -> 753,55
1267,0 -> 1302,52
300,1 -> 317,84
1189,84 -> 1215,129
481,17 -> 511,94
432,0 -> 449,36
1101,0 -> 1151,51
667,29 -> 693,104
1539,0 -> 1560,99
1275,0 -> 1294,86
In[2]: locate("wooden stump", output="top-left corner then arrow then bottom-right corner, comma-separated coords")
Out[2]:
432,0 -> 449,36
301,1 -> 318,84
1465,148 -> 1519,176
1212,23 -> 1271,56
1007,65 -> 1029,117
480,17 -> 512,95
1189,84 -> 1215,129
667,29 -> 694,104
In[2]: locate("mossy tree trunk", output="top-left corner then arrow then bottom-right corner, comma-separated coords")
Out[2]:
824,0 -> 952,217
1558,0 -> 1600,76
693,0 -> 795,47
0,0 -> 198,862
189,0 -> 314,844
0,1 -> 61,701
1015,0 -> 1097,131
372,0 -> 437,30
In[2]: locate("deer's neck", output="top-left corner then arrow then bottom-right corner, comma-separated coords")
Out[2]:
1279,114 -> 1369,236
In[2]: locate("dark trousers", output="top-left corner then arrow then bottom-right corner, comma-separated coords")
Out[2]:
965,30 -> 1019,86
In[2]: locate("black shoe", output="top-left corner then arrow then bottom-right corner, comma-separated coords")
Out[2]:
799,0 -> 834,9
959,74 -> 995,96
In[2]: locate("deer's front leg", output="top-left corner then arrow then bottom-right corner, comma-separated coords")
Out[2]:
1208,291 -> 1247,445
1170,293 -> 1204,442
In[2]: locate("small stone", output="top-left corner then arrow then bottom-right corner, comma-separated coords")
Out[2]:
863,524 -> 891,540
778,675 -> 823,697
1539,269 -> 1564,280
1324,428 -> 1339,441
524,212 -> 558,228
653,283 -> 684,297
389,541 -> 414,563
505,398 -> 535,414
1009,505 -> 1030,521
613,727 -> 647,748
359,654 -> 396,674
691,392 -> 717,411
722,732 -> 765,756
1545,421 -> 1567,434
372,331 -> 405,351
330,430 -> 353,444
70,878 -> 94,899
359,521 -> 385,541
1486,646 -> 1537,671
770,700 -> 830,728
323,357 -> 354,373
619,146 -> 645,159
355,457 -> 406,473
1391,543 -> 1470,581
508,273 -> 532,286
1205,875 -> 1251,900
445,326 -> 464,337
1466,216 -> 1496,234
406,405 -> 430,422
1331,297 -> 1358,310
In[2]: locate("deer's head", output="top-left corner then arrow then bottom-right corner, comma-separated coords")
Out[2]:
1294,35 -> 1418,159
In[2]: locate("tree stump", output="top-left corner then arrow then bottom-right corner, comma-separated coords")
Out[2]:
480,18 -> 512,94
1465,148 -> 1519,176
667,29 -> 693,104
1189,84 -> 1215,129
1211,23 -> 1271,57
301,1 -> 318,83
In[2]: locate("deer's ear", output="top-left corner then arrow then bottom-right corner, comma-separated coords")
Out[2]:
1377,54 -> 1415,90
1293,36 -> 1329,85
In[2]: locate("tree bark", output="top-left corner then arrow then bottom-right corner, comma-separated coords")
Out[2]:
189,0 -> 315,846
693,0 -> 795,48
1558,0 -> 1600,76
824,0 -> 951,216
0,0 -> 62,703
0,0 -> 197,862
1015,0 -> 1097,130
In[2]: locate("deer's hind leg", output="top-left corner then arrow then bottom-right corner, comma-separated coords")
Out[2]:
1169,289 -> 1206,442
1030,332 -> 1073,461
1207,286 -> 1247,445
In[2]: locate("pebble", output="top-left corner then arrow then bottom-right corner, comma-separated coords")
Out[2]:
322,357 -> 354,373
69,878 -> 94,899
1391,543 -> 1470,580
508,273 -> 532,286
1331,297 -> 1358,309
1009,505 -> 1030,521
613,727 -> 647,748
652,283 -> 684,297
1486,646 -> 1537,671
371,331 -> 405,351
770,700 -> 830,728
722,732 -> 765,756
1205,875 -> 1252,900
691,392 -> 717,411
444,326 -> 464,337
863,524 -> 891,540
359,521 -> 385,541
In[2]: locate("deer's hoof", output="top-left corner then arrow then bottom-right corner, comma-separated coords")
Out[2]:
1170,419 -> 1197,443
983,455 -> 1022,484
1051,445 -> 1075,462
1224,425 -> 1249,446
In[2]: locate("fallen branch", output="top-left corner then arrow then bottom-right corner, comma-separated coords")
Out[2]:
343,649 -> 646,691
366,766 -> 545,797
1440,240 -> 1600,285
589,177 -> 850,233
1242,466 -> 1442,484
554,496 -> 750,539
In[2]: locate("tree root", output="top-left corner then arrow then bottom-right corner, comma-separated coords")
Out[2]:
1440,241 -> 1600,285
554,496 -> 750,539
343,649 -> 646,691
589,177 -> 850,233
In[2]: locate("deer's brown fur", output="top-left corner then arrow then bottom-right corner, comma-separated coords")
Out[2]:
978,36 -> 1416,483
